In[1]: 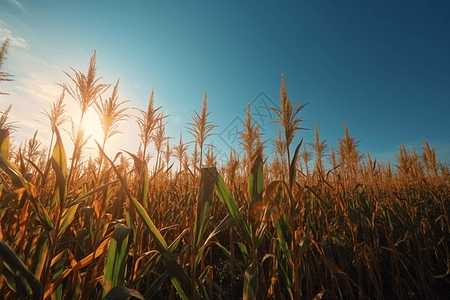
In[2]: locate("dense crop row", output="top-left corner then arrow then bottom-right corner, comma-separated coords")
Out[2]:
0,45 -> 449,299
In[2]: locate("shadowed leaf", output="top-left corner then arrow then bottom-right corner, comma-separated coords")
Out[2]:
0,241 -> 43,300
104,286 -> 145,300
243,264 -> 258,300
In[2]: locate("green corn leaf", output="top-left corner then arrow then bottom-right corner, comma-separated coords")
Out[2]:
237,242 -> 250,266
196,214 -> 232,267
193,167 -> 217,251
51,251 -> 67,300
97,142 -> 192,300
289,139 -> 303,190
243,264 -> 258,300
102,224 -> 132,299
133,251 -> 160,285
0,151 -> 29,188
51,127 -> 67,208
128,194 -> 192,300
169,228 -> 190,252
81,206 -> 95,238
58,203 -> 81,237
123,150 -> 148,208
0,128 -> 9,159
273,214 -> 292,261
384,206 -> 394,231
1,264 -> 31,296
271,183 -> 292,258
52,127 -> 67,176
0,241 -> 43,300
65,179 -> 119,208
214,172 -> 252,246
30,230 -> 49,281
143,271 -> 169,299
131,231 -> 188,288
248,154 -> 264,205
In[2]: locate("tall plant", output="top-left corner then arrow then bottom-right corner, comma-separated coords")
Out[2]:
270,73 -> 307,167
136,88 -> 164,162
0,38 -> 13,95
59,50 -> 109,187
187,92 -> 217,171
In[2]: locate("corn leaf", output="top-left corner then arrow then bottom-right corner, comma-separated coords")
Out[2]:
128,194 -> 192,299
43,238 -> 111,299
97,142 -> 192,300
65,179 -> 119,208
1,264 -> 31,296
102,224 -> 132,298
123,150 -> 148,208
51,127 -> 67,208
0,155 -> 54,231
243,264 -> 258,300
58,203 -> 81,237
248,154 -> 264,204
0,128 -> 9,159
214,172 -> 252,246
142,271 -> 169,299
51,251 -> 67,300
30,230 -> 49,281
52,127 -> 67,176
104,285 -> 145,300
193,167 -> 217,250
289,139 -> 303,190
195,214 -> 232,267
0,240 -> 43,300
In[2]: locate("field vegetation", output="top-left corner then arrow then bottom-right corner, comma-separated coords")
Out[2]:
1,43 -> 450,299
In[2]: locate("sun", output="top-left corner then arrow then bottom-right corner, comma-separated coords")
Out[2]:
70,108 -> 105,151
84,109 -> 105,143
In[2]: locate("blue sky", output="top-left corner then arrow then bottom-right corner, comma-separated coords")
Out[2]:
1,0 -> 449,168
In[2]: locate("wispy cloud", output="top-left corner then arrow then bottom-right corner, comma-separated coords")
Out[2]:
14,74 -> 61,104
5,0 -> 27,13
0,27 -> 29,49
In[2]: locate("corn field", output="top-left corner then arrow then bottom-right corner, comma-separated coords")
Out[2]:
0,48 -> 449,300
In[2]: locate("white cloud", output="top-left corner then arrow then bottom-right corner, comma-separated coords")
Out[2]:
0,27 -> 29,49
6,0 -> 27,13
13,74 -> 62,104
